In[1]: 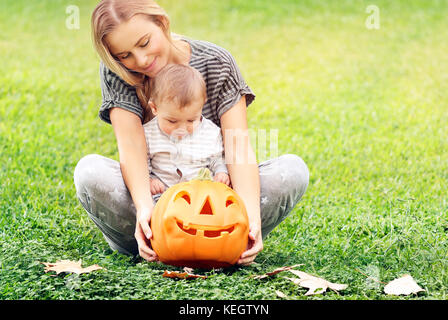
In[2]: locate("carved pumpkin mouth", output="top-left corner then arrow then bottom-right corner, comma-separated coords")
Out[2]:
176,219 -> 235,238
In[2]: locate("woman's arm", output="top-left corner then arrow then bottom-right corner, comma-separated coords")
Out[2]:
109,107 -> 157,262
220,95 -> 263,265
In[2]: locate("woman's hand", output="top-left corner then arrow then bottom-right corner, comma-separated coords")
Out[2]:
237,222 -> 263,266
134,206 -> 158,262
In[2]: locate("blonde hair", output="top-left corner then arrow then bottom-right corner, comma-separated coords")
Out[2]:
91,0 -> 172,123
150,64 -> 207,109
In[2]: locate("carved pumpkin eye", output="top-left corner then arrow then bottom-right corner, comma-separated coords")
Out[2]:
226,196 -> 236,207
174,191 -> 191,204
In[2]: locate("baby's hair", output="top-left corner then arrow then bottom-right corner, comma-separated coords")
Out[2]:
149,64 -> 207,109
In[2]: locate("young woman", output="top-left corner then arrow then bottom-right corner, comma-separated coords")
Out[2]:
74,0 -> 309,266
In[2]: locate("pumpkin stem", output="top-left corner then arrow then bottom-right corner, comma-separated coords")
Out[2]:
194,168 -> 214,181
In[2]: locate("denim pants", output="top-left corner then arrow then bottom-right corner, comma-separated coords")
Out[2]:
73,153 -> 309,256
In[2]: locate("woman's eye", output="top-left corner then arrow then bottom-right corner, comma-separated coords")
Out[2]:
140,39 -> 150,47
120,54 -> 129,60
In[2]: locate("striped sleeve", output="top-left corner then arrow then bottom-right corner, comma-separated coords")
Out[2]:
98,61 -> 144,125
186,38 -> 255,126
213,48 -> 255,120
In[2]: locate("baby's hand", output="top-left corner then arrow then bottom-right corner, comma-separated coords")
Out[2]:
149,178 -> 166,195
214,172 -> 230,186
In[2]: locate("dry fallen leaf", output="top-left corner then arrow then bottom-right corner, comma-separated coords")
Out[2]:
42,260 -> 103,275
384,275 -> 425,296
285,270 -> 348,296
183,267 -> 195,274
275,290 -> 288,299
252,264 -> 304,279
162,270 -> 207,279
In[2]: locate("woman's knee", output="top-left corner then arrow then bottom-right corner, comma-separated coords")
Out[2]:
278,154 -> 310,199
259,154 -> 309,223
260,153 -> 309,200
73,153 -> 133,213
260,154 -> 309,238
73,154 -> 106,192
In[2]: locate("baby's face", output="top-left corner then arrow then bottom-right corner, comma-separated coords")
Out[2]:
156,99 -> 203,139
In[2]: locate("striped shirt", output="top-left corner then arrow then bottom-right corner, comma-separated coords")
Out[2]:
143,115 -> 227,187
98,36 -> 256,127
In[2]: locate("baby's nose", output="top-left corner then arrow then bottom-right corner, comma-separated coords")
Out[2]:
172,127 -> 188,138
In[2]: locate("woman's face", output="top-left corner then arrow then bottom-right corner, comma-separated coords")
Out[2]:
106,14 -> 172,77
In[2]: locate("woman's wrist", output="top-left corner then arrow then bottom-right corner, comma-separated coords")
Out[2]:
136,201 -> 154,216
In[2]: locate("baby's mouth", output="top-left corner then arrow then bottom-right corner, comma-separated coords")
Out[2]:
176,219 -> 235,238
171,129 -> 188,138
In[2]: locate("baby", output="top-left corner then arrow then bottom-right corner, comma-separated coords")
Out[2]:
143,63 -> 230,197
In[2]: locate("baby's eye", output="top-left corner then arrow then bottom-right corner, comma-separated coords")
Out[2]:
168,120 -> 177,124
188,120 -> 195,123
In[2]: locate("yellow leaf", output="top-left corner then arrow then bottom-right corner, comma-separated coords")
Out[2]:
384,275 -> 425,296
286,270 -> 348,296
275,290 -> 288,298
252,264 -> 304,279
162,270 -> 207,279
42,260 -> 103,275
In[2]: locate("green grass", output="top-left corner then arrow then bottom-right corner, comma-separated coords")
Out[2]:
1,0 -> 447,300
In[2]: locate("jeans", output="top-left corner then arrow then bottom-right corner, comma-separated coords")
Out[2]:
73,153 -> 309,256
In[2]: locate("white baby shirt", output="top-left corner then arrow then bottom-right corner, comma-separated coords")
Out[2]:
143,116 -> 228,188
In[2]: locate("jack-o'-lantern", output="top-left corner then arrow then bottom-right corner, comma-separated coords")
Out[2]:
150,168 -> 249,268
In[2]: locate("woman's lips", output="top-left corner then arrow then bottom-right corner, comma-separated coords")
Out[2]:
143,57 -> 157,73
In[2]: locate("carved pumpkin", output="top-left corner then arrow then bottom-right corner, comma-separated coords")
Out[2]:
150,169 -> 249,268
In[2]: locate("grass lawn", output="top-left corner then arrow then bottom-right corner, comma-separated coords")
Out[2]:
1,0 -> 447,300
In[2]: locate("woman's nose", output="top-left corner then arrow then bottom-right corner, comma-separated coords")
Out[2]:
135,53 -> 149,69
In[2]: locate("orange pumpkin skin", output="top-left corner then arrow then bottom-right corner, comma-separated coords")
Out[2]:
150,179 -> 249,268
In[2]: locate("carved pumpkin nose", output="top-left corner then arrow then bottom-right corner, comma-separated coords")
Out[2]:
199,196 -> 213,215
